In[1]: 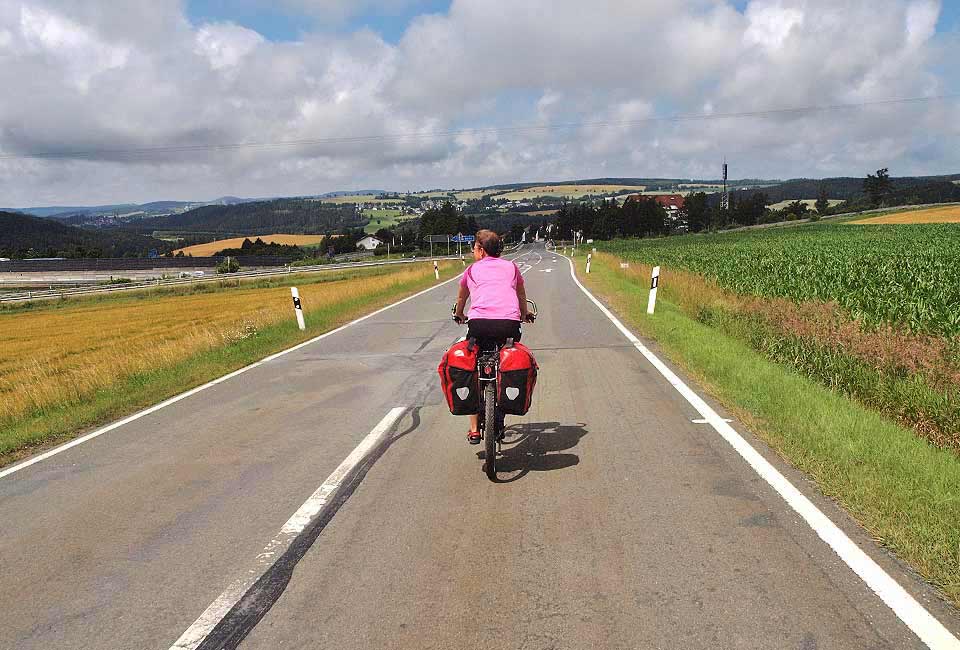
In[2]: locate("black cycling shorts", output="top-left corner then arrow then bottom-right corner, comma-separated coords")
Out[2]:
467,318 -> 521,348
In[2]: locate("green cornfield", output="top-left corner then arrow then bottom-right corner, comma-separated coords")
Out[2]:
597,224 -> 960,337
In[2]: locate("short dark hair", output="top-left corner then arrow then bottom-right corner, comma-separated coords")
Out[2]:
475,229 -> 503,257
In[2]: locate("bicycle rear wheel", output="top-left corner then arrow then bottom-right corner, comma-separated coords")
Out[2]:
483,382 -> 497,480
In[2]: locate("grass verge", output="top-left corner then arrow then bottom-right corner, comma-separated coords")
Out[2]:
580,253 -> 960,607
1,262 -> 459,466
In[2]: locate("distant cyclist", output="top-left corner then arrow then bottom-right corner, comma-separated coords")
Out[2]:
453,230 -> 534,444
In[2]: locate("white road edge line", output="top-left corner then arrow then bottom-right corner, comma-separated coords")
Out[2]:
1,271 -> 464,481
562,255 -> 960,650
170,406 -> 407,650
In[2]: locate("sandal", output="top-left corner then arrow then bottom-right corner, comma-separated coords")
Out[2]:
467,430 -> 482,445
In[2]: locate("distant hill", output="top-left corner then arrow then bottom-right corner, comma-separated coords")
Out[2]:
709,174 -> 960,212
732,173 -> 960,203
9,204 -> 142,218
459,178 -> 780,192
6,196 -> 264,220
125,198 -> 367,235
0,211 -> 172,259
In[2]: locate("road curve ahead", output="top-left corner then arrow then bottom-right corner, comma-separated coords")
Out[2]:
1,243 -> 957,650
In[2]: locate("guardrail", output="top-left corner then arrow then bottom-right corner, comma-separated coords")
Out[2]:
0,255 -> 463,304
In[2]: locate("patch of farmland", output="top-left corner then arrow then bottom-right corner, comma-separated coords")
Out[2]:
598,223 -> 960,337
495,184 -> 646,200
851,205 -> 960,224
362,208 -> 412,233
678,184 -> 724,190
768,199 -> 844,210
173,234 -> 328,256
314,195 -> 404,205
452,190 -> 495,200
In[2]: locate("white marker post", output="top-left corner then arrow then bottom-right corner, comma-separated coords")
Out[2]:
434,260 -> 440,280
586,253 -> 592,274
291,287 -> 306,330
647,266 -> 660,315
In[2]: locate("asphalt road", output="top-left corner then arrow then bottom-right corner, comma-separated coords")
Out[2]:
1,243 -> 958,649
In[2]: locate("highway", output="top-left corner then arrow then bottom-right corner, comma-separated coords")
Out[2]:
0,255 -> 463,304
1,242 -> 958,649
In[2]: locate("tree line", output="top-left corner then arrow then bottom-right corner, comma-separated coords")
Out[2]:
0,211 -> 172,259
125,199 -> 365,235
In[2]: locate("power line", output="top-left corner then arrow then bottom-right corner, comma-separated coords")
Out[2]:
1,94 -> 957,161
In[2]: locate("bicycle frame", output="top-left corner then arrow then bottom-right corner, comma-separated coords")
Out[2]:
451,299 -> 537,480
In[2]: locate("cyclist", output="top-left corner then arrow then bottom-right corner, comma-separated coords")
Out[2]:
453,229 -> 534,444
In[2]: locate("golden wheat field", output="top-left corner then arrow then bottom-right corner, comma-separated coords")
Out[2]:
852,205 -> 960,224
0,265 -> 439,424
173,234 -> 329,256
495,184 -> 645,200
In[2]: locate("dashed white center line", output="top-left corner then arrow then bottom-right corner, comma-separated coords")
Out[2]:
170,407 -> 407,650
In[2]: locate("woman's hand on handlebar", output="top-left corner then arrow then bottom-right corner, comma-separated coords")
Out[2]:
452,311 -> 467,325
523,313 -> 536,323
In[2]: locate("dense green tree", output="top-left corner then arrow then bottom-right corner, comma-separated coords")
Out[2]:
864,168 -> 892,207
783,200 -> 809,219
636,198 -> 668,237
815,185 -> 830,215
593,199 -> 619,239
680,192 -> 710,233
731,192 -> 768,225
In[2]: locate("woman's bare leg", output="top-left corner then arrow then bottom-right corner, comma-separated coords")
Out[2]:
469,414 -> 479,432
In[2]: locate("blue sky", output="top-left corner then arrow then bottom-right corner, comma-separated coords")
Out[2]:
187,0 -> 453,42
187,1 -> 960,43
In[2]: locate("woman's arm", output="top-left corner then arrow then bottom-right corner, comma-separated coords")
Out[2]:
454,284 -> 470,321
516,280 -> 530,321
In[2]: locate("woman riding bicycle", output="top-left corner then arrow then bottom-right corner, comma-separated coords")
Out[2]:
453,229 -> 534,444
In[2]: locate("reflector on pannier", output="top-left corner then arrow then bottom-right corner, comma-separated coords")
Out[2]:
438,339 -> 480,415
497,341 -> 538,415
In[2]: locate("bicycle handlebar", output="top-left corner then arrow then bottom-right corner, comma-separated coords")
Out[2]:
452,299 -> 537,324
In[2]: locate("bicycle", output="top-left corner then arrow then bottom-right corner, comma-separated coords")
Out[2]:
452,300 -> 537,480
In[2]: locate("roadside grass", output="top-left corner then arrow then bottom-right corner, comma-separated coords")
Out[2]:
643,263 -> 960,452
580,253 -> 960,607
0,262 -> 459,465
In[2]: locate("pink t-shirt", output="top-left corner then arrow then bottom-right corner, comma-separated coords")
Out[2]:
460,256 -> 523,321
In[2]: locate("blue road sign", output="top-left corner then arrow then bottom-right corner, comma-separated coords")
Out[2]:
451,235 -> 475,243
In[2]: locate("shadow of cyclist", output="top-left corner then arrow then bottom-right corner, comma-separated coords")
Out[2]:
479,421 -> 588,482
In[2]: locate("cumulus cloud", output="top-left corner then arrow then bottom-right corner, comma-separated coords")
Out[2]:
0,0 -> 956,205
194,22 -> 263,70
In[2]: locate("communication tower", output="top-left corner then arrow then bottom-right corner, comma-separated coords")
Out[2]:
719,159 -> 729,212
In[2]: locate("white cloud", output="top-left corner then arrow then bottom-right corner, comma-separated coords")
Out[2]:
19,5 -> 129,91
194,22 -> 264,70
906,0 -> 939,48
0,0 -> 956,205
744,3 -> 804,52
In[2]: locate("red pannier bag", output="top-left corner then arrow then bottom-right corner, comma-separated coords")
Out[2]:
497,341 -> 538,416
438,339 -> 480,415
